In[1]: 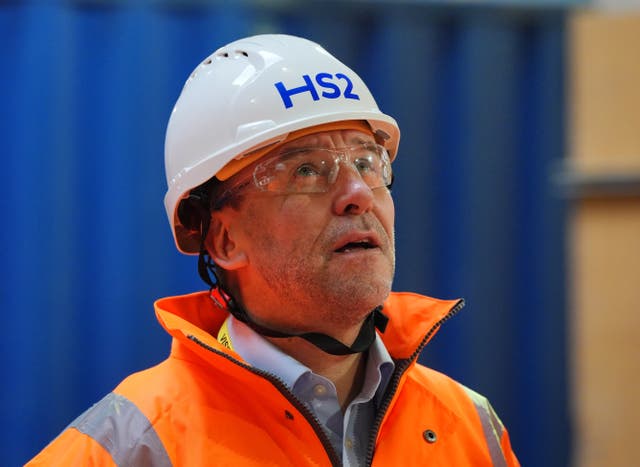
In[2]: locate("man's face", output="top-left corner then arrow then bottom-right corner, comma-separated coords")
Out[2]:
212,129 -> 395,335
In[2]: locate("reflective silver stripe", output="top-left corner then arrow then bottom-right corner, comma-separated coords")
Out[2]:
69,392 -> 172,467
462,385 -> 507,467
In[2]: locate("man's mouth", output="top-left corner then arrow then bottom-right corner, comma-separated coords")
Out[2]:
333,235 -> 380,253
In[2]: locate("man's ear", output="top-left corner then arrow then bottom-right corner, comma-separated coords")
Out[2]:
206,211 -> 248,270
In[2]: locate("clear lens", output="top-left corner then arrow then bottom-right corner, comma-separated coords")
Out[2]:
253,143 -> 392,194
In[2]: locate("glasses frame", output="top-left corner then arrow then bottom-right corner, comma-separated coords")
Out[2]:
213,142 -> 393,209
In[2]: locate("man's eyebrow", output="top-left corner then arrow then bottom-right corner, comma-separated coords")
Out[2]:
279,133 -> 376,152
350,135 -> 376,145
279,137 -> 320,152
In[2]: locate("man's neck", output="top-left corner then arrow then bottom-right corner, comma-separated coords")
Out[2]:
268,336 -> 366,411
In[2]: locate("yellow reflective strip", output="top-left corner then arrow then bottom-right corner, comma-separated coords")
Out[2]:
70,392 -> 172,466
461,385 -> 507,467
217,317 -> 234,351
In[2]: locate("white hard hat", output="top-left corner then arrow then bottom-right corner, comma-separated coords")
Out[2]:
164,34 -> 400,254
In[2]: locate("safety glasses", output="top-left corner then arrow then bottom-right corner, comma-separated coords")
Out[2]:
215,142 -> 393,208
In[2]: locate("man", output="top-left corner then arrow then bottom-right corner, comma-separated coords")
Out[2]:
29,34 -> 519,466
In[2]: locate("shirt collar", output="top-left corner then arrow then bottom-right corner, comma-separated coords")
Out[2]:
226,315 -> 309,388
225,315 -> 394,395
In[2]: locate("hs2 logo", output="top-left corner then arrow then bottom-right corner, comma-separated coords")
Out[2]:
274,72 -> 360,109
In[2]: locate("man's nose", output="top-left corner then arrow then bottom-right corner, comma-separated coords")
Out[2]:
331,162 -> 375,215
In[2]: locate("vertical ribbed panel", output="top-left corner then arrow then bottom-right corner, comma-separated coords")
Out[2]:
0,3 -> 568,466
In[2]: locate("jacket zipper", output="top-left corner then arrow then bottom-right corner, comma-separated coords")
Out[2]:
187,335 -> 343,466
363,299 -> 465,466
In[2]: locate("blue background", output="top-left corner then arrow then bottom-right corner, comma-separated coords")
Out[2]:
1,1 -> 574,465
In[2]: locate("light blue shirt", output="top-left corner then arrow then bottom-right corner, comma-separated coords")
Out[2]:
226,315 -> 395,466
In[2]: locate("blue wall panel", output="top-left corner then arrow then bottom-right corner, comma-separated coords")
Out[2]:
1,2 -> 568,465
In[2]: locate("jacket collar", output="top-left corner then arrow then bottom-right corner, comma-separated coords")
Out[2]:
154,290 -> 463,361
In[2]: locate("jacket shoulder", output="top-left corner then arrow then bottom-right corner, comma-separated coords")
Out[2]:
399,363 -> 519,466
26,390 -> 172,467
406,364 -> 504,429
405,363 -> 481,420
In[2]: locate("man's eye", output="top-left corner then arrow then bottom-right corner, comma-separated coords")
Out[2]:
354,157 -> 375,173
295,164 -> 321,177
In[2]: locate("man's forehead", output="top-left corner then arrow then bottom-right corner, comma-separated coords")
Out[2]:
278,129 -> 376,152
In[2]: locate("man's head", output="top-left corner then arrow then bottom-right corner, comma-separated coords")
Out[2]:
203,122 -> 396,336
163,34 -> 400,351
164,34 -> 399,254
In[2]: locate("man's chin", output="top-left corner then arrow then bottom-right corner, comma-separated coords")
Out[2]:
323,279 -> 392,314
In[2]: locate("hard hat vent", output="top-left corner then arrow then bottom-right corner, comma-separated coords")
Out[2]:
216,50 -> 249,59
191,49 -> 251,79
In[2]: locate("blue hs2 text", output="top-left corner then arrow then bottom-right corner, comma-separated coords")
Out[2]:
274,73 -> 360,109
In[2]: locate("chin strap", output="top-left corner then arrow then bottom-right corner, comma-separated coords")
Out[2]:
200,251 -> 389,355
217,293 -> 389,355
194,203 -> 388,355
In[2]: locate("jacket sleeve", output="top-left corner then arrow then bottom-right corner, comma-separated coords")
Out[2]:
25,427 -> 117,467
461,384 -> 521,467
501,427 -> 520,467
26,392 -> 172,467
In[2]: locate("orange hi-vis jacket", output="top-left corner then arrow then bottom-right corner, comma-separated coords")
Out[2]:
28,291 -> 520,466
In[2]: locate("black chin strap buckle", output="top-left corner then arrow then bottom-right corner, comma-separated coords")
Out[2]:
373,305 -> 389,333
